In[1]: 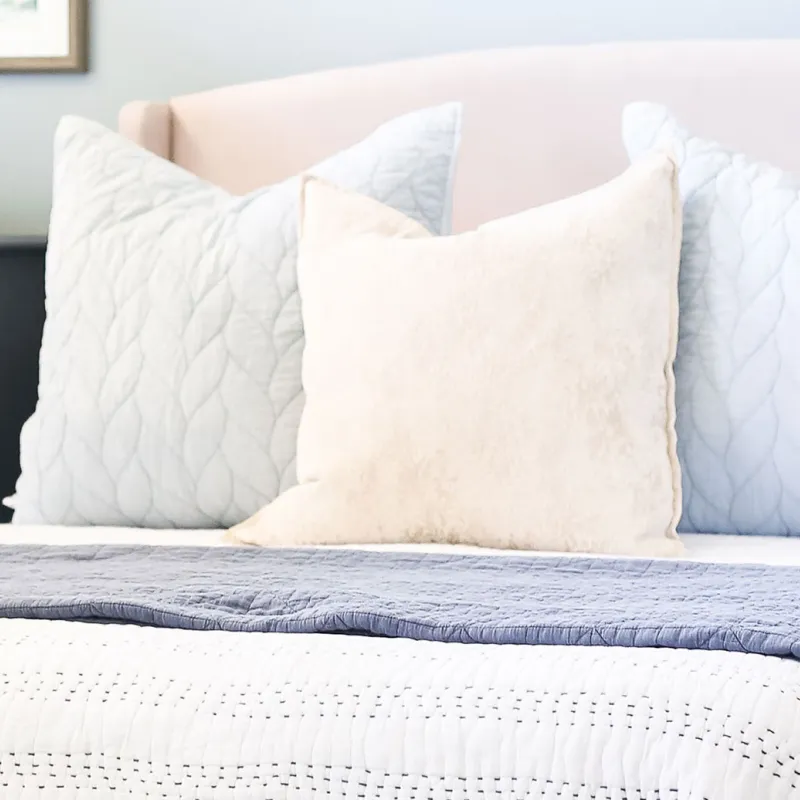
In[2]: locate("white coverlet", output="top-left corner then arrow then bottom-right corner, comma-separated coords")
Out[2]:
2,527 -> 800,799
3,526 -> 800,565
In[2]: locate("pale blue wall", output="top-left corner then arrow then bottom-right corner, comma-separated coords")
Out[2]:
3,0 -> 800,234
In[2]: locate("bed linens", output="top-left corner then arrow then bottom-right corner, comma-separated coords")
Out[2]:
232,156 -> 683,557
624,103 -> 800,538
3,525 -> 800,564
2,530 -> 800,798
2,620 -> 799,799
11,105 -> 461,529
2,544 -> 800,658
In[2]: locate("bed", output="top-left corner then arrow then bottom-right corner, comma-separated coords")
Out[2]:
3,528 -> 800,798
4,40 -> 800,799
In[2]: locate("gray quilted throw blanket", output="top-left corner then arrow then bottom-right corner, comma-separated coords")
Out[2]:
0,545 -> 797,659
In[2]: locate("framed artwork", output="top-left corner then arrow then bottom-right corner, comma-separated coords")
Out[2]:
0,0 -> 87,73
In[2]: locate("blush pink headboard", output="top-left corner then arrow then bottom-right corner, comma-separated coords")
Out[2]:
119,40 -> 800,232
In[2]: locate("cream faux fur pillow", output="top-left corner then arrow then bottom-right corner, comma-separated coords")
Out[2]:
230,153 -> 684,556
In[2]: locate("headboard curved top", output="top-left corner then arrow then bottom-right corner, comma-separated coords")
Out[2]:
120,40 -> 800,232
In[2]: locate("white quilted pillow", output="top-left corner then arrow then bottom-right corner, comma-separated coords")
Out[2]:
624,103 -> 800,535
230,157 -> 684,557
11,105 -> 462,527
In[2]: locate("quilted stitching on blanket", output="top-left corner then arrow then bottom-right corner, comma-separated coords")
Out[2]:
1,621 -> 799,799
4,546 -> 800,659
623,103 -> 800,536
11,104 -> 461,528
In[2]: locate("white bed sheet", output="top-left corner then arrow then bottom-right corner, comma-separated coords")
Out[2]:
2,523 -> 800,565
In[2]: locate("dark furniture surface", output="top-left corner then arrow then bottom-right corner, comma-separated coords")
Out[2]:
0,237 -> 46,522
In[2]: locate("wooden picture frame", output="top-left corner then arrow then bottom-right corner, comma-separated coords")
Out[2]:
0,0 -> 87,73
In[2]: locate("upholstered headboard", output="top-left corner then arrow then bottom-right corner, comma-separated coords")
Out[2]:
119,40 -> 800,231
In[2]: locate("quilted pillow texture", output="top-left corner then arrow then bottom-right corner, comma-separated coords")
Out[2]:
624,103 -> 800,536
11,105 -> 462,527
230,156 -> 684,557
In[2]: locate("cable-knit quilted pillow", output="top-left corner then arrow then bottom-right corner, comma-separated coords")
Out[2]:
230,155 -> 684,557
624,102 -> 800,536
10,104 -> 462,527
